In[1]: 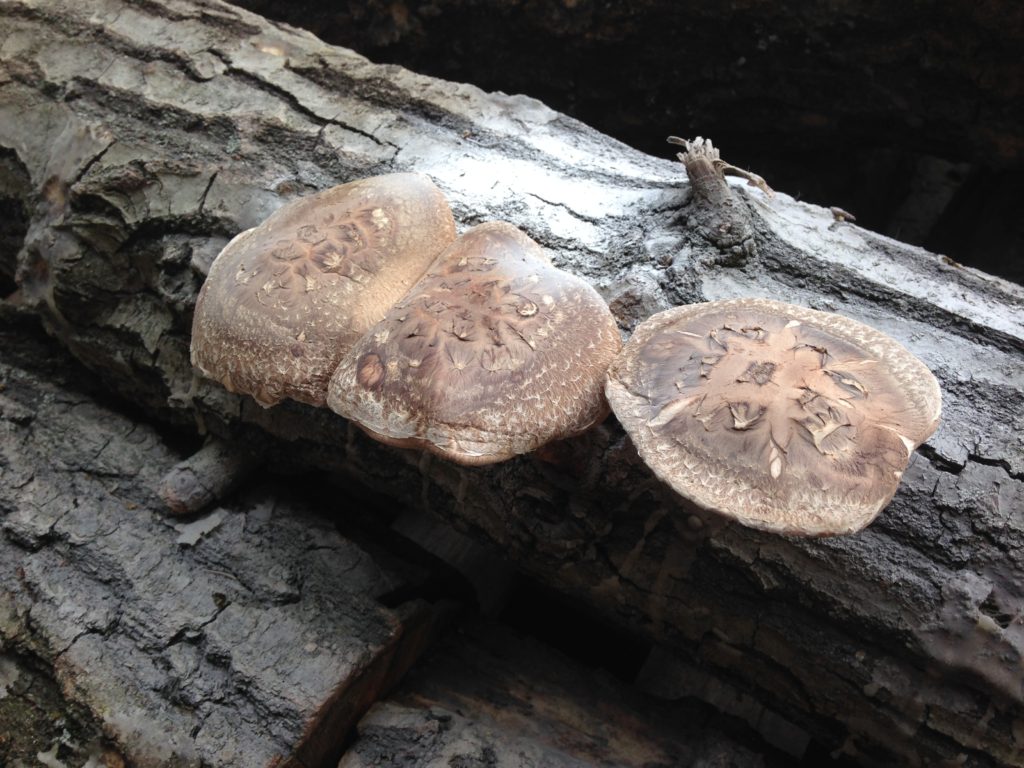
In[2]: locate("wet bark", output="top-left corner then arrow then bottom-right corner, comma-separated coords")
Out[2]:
232,0 -> 1024,286
1,0 -> 1023,766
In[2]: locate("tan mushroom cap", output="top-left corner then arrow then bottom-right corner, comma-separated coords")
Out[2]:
326,221 -> 623,465
190,173 -> 456,407
605,298 -> 942,536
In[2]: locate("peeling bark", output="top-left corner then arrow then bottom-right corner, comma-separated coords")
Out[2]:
1,1 -> 1023,765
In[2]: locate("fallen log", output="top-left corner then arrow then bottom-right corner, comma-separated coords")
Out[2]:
2,0 -> 1023,765
0,309 -> 769,768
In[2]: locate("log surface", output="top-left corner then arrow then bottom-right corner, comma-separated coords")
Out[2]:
1,0 -> 1023,765
0,310 -> 443,767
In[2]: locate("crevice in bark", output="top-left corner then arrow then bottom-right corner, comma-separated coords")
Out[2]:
755,232 -> 1024,356
0,648 -> 119,767
498,575 -> 652,683
0,149 -> 31,288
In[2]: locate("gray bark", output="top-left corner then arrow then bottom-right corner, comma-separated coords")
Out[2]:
1,0 -> 1023,766
0,307 -> 447,768
0,306 -> 764,768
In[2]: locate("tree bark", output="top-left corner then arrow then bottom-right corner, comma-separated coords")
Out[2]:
1,0 -> 1023,766
0,308 -> 451,768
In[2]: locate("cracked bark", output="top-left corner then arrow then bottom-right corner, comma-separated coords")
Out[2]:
1,1 -> 1023,766
0,309 -> 448,767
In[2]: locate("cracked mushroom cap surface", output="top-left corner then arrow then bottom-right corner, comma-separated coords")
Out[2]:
605,298 -> 942,536
190,173 -> 456,407
326,221 -> 623,465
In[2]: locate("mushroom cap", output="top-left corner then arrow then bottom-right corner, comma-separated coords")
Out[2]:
605,298 -> 942,536
190,173 -> 456,407
326,221 -> 623,465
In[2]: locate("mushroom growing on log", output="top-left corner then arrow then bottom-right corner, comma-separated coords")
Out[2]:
328,222 -> 622,465
3,1 -> 1023,765
191,173 -> 456,407
605,298 -> 942,536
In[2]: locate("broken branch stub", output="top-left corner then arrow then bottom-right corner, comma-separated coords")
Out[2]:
158,438 -> 261,516
668,135 -> 773,198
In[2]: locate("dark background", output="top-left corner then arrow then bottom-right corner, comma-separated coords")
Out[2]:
231,0 -> 1024,285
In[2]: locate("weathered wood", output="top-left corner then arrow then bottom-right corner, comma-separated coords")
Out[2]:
1,0 -> 1023,765
341,620 -> 767,767
0,308 -> 447,767
0,309 -> 768,766
234,0 -> 1024,287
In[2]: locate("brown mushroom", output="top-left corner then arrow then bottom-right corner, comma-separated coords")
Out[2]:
605,298 -> 941,536
326,221 -> 622,465
191,173 -> 456,407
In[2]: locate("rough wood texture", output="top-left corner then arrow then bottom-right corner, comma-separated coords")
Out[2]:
0,310 -> 766,768
1,1 -> 1023,765
233,0 -> 1024,286
0,309 -> 445,767
341,620 -> 767,767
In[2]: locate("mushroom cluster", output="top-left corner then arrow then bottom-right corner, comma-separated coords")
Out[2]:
191,175 -> 621,464
191,174 -> 941,536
